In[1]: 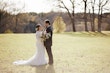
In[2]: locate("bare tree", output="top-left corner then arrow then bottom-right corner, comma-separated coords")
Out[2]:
97,0 -> 109,32
0,0 -> 25,32
0,0 -> 11,32
83,0 -> 88,32
90,0 -> 96,32
57,0 -> 76,32
0,0 -> 8,26
7,1 -> 25,32
12,6 -> 25,32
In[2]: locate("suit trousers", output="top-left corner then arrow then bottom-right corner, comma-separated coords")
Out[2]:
45,45 -> 53,64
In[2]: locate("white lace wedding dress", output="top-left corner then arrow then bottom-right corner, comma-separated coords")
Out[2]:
13,31 -> 47,66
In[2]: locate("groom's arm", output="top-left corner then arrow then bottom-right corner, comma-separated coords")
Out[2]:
47,27 -> 52,37
46,27 -> 51,33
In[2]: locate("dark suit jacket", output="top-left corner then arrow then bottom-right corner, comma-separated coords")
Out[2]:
44,26 -> 53,47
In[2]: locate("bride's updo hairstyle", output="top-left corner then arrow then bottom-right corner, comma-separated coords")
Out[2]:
36,24 -> 41,31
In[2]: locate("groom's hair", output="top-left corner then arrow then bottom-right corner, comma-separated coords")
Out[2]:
45,19 -> 50,25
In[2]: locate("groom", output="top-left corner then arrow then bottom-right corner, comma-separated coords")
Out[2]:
44,19 -> 53,65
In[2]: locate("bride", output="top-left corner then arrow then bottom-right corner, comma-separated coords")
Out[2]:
13,24 -> 47,66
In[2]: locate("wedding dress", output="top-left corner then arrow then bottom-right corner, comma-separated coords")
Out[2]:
13,31 -> 47,66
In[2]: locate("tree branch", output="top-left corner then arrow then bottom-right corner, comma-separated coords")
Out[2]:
101,0 -> 109,8
70,0 -> 74,6
59,0 -> 73,19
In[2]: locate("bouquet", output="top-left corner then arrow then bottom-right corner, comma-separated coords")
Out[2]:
41,30 -> 51,42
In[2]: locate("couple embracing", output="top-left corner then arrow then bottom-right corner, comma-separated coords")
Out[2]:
13,19 -> 53,66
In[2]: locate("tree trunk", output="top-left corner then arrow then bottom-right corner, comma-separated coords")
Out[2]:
67,10 -> 76,32
72,10 -> 76,32
71,18 -> 76,32
89,9 -> 93,31
98,8 -> 103,32
98,15 -> 101,32
59,0 -> 76,32
0,14 -> 2,27
84,1 -> 88,32
92,7 -> 95,32
15,15 -> 18,33
98,6 -> 101,32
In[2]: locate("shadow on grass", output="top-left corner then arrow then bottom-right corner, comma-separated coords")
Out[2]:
32,65 -> 55,73
57,31 -> 110,37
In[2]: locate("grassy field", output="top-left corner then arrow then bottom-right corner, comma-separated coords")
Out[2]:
0,32 -> 110,73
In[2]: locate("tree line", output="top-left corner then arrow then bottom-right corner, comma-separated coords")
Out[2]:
0,0 -> 110,33
55,0 -> 110,32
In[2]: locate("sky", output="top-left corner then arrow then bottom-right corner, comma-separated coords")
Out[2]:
3,0 -> 83,13
2,0 -> 110,14
22,0 -> 55,13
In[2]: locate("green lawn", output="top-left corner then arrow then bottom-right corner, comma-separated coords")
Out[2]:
0,32 -> 110,73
